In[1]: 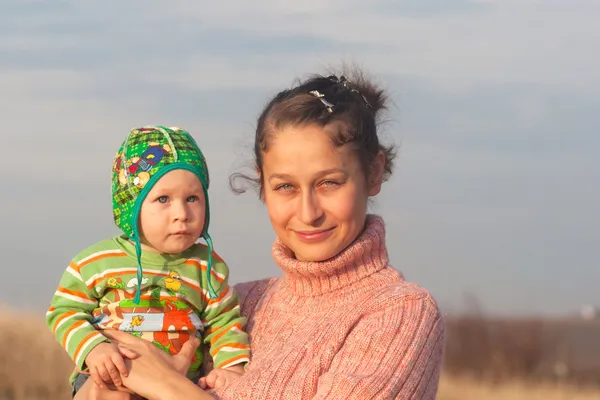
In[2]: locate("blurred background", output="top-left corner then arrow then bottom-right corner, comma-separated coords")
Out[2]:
1,1 -> 598,398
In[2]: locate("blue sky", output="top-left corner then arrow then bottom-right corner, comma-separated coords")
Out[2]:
1,0 -> 598,316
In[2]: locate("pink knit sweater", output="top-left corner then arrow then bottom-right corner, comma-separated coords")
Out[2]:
211,215 -> 445,399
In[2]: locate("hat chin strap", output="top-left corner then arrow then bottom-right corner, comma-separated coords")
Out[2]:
202,232 -> 219,299
133,235 -> 144,304
127,163 -> 217,304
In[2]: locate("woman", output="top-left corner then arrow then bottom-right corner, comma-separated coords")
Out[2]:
77,69 -> 445,399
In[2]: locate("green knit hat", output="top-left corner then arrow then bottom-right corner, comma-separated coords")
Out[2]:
112,126 -> 218,303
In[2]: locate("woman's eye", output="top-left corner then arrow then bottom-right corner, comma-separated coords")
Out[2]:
275,183 -> 294,191
320,180 -> 341,190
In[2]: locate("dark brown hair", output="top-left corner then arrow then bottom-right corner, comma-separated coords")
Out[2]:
230,67 -> 396,197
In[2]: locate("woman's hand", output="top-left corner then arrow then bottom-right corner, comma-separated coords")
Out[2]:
75,332 -> 212,400
102,330 -> 200,397
105,330 -> 198,375
73,381 -> 133,400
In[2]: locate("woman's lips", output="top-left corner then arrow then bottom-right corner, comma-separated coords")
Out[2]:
293,227 -> 335,242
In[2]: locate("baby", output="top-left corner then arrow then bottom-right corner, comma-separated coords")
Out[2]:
47,126 -> 250,396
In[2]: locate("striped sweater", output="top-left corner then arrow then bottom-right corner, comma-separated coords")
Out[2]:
209,215 -> 445,399
46,235 -> 249,383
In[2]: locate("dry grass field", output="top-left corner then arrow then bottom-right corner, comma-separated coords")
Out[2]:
2,307 -> 600,399
437,376 -> 600,400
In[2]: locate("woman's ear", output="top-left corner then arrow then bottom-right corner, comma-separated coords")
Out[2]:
367,150 -> 386,196
255,164 -> 265,200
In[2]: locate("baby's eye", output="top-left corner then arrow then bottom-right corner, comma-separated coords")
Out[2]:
157,196 -> 169,203
187,195 -> 199,202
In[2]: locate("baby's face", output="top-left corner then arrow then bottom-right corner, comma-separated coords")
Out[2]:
138,169 -> 206,254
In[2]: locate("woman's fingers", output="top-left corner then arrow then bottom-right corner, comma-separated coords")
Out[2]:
179,337 -> 200,358
117,345 -> 139,360
170,337 -> 200,373
103,330 -> 141,345
83,380 -> 132,400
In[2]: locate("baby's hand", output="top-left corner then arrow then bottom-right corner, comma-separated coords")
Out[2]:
84,342 -> 128,388
198,365 -> 244,390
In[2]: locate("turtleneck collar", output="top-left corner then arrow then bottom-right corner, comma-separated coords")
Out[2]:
272,215 -> 389,296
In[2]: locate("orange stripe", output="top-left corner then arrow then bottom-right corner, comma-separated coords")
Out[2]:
62,320 -> 86,348
184,259 -> 225,283
211,251 -> 225,263
53,310 -> 76,333
216,354 -> 250,369
218,302 -> 238,315
207,285 -> 230,305
47,306 -> 56,313
69,261 -> 81,274
205,318 -> 241,335
74,331 -> 103,362
209,323 -> 243,345
58,286 -> 91,301
79,252 -> 127,269
212,342 -> 250,356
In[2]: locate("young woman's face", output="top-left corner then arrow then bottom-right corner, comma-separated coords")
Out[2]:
261,124 -> 384,262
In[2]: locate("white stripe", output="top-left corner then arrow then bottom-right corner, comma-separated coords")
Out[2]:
216,346 -> 249,353
153,290 -> 189,299
85,268 -> 138,287
180,275 -> 202,289
205,290 -> 233,311
56,291 -> 96,305
230,326 -> 244,334
208,304 -> 240,315
55,312 -> 88,332
75,333 -> 105,366
188,257 -> 226,280
219,358 -> 250,369
200,288 -> 210,300
188,257 -> 208,266
66,265 -> 82,281
78,250 -> 125,265
65,323 -> 88,350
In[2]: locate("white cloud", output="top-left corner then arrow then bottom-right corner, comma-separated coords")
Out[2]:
127,1 -> 598,92
1,0 -> 598,315
2,1 -> 598,93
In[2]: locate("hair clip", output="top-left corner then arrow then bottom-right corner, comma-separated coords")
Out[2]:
327,75 -> 373,110
338,75 -> 350,88
309,90 -> 334,113
354,90 -> 373,110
